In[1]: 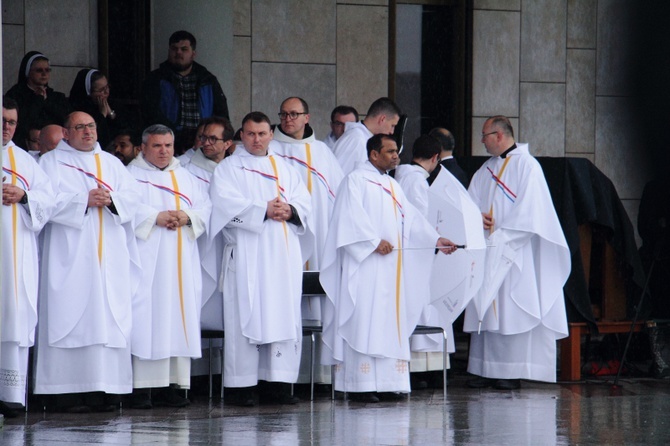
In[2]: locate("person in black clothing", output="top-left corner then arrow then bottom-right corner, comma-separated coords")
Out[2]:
69,69 -> 131,148
141,30 -> 229,155
5,51 -> 71,150
427,127 -> 469,188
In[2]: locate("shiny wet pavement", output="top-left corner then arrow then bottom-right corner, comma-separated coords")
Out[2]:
2,375 -> 669,445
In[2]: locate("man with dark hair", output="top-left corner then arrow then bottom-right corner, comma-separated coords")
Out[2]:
333,97 -> 401,174
112,129 -> 141,165
394,135 -> 442,217
209,112 -> 313,406
35,111 -> 140,412
323,105 -> 359,150
6,51 -> 71,149
427,127 -> 469,188
126,124 -> 211,409
1,97 -> 55,418
464,115 -> 570,390
142,31 -> 229,155
321,133 -> 456,402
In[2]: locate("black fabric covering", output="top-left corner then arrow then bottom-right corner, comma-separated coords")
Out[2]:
459,156 -> 646,328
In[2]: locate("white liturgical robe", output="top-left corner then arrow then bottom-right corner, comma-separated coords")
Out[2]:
128,154 -> 211,363
332,122 -> 373,175
209,147 -> 313,386
320,161 -> 441,392
1,141 -> 55,405
35,140 -> 140,395
464,143 -> 570,382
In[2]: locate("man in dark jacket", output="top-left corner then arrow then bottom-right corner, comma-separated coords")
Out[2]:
141,30 -> 229,155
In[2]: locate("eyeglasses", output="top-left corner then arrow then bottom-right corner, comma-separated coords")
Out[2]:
2,119 -> 18,127
481,131 -> 497,139
278,112 -> 307,120
92,84 -> 110,94
69,122 -> 97,131
31,68 -> 52,74
198,135 -> 225,144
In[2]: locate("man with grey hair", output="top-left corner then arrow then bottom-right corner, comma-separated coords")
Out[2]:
464,115 -> 570,390
126,124 -> 212,408
35,111 -> 140,412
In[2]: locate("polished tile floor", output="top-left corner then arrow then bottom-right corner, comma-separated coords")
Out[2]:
2,373 -> 669,445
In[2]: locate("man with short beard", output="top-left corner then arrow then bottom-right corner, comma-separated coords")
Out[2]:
141,30 -> 229,155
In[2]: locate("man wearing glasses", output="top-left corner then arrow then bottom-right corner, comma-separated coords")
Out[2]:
272,97 -> 344,386
332,97 -> 402,175
322,105 -> 359,150
6,51 -> 71,149
464,115 -> 570,390
34,111 -> 140,412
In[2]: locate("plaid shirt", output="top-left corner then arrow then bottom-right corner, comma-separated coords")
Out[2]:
175,71 -> 199,130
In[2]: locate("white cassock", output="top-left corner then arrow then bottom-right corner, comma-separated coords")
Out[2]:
209,147 -> 313,387
273,126 -> 344,383
185,149 -> 226,376
464,143 -> 570,382
320,161 -> 441,393
332,122 -> 373,175
395,163 -> 455,372
322,132 -> 337,151
35,140 -> 140,395
127,154 -> 211,388
1,141 -> 55,405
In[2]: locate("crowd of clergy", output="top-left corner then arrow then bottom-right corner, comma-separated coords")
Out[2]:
1,38 -> 571,416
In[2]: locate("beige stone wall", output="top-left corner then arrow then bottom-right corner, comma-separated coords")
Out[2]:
231,0 -> 389,140
471,0 -> 649,240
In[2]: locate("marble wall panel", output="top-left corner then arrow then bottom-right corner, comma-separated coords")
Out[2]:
2,24 -> 24,94
519,82 -> 565,157
336,4 -> 388,115
595,96 -> 651,200
472,10 -> 520,117
232,36 -> 251,128
473,0 -> 520,10
25,0 -> 92,67
520,0 -> 566,83
252,0 -> 336,64
470,116 -> 519,156
234,0 -> 250,36
339,0 -> 387,5
596,0 -> 635,96
251,62 -> 336,139
566,49 -> 595,153
567,0 -> 596,48
2,0 -> 25,24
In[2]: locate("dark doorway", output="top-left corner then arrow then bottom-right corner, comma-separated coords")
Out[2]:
392,1 -> 471,161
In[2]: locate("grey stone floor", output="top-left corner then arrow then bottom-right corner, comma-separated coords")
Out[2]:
2,375 -> 669,445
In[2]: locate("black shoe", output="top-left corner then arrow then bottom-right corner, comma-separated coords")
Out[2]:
128,390 -> 153,409
348,392 -> 380,403
377,392 -> 406,401
0,400 -> 19,418
466,377 -> 496,388
494,379 -> 521,390
229,387 -> 256,407
64,404 -> 92,414
91,404 -> 118,412
153,387 -> 190,408
258,382 -> 299,405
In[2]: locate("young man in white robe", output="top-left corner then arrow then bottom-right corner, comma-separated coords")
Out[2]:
273,97 -> 345,385
322,105 -> 359,151
35,111 -> 141,412
185,117 -> 235,381
209,112 -> 314,406
126,124 -> 211,408
394,135 -> 456,388
332,98 -> 401,175
465,115 -> 570,390
320,134 -> 457,403
1,98 -> 55,418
